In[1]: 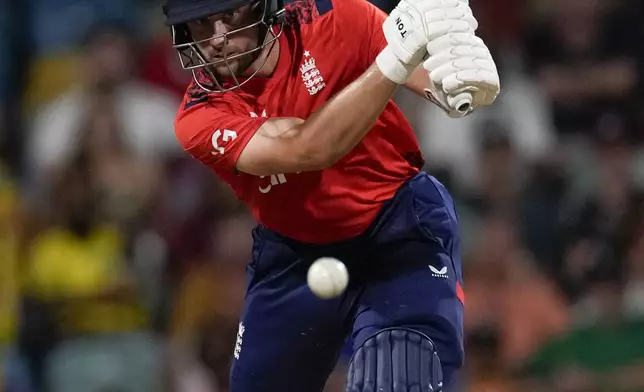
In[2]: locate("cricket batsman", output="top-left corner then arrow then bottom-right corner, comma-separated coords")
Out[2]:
162,0 -> 500,389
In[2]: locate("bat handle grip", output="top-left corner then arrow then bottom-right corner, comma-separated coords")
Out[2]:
454,93 -> 473,114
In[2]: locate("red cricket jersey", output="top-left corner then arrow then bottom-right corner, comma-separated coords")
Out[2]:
174,0 -> 424,243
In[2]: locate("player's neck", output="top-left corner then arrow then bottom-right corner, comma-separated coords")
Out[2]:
245,32 -> 281,78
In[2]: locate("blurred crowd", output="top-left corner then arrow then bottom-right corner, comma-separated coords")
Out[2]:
1,0 -> 644,391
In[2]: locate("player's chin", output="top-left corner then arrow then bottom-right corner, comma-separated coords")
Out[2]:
210,61 -> 242,79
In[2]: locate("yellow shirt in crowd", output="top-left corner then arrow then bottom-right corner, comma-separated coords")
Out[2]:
0,234 -> 18,346
24,225 -> 148,334
0,182 -> 19,346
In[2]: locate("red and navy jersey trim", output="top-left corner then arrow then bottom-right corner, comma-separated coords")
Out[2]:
184,73 -> 211,110
283,0 -> 319,25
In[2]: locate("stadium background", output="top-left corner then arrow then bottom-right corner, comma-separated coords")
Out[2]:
1,0 -> 644,391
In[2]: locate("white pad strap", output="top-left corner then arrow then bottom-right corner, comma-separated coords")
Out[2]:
376,46 -> 417,84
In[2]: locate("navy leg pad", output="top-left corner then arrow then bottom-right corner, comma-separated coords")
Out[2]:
345,328 -> 443,392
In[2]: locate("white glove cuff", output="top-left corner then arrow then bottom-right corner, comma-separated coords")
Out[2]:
376,46 -> 415,84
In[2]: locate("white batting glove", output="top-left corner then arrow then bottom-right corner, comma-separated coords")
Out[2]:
376,0 -> 478,84
423,33 -> 500,118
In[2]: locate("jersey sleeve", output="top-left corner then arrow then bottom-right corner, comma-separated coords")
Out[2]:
174,102 -> 268,172
330,0 -> 388,68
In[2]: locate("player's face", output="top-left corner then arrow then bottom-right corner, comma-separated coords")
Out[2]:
186,3 -> 262,79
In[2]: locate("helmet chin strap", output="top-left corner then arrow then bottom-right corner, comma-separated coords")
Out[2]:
247,23 -> 271,75
242,0 -> 280,78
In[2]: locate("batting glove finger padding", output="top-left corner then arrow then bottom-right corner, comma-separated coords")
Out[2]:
422,32 -> 500,116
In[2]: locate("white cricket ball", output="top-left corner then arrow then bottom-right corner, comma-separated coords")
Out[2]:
307,257 -> 349,299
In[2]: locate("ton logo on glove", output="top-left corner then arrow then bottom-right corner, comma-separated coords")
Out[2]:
395,17 -> 408,39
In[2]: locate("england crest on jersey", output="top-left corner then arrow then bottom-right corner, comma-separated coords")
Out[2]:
300,51 -> 326,96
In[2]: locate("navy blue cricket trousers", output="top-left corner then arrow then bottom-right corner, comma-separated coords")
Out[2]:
230,171 -> 465,391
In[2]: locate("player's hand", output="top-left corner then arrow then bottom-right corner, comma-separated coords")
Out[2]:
422,33 -> 500,118
376,0 -> 478,84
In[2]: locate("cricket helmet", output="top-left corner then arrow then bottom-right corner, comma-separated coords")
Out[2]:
162,0 -> 286,92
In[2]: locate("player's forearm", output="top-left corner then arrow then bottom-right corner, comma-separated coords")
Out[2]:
297,63 -> 398,168
403,65 -> 433,97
